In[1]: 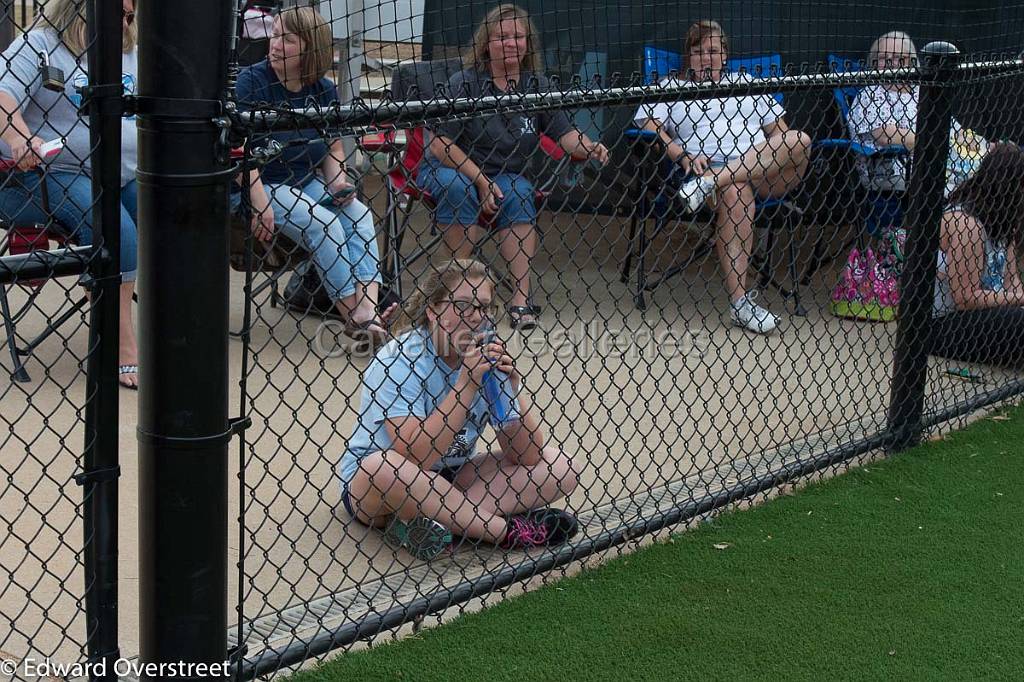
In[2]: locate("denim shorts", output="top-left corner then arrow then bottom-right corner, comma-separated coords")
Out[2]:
418,159 -> 537,229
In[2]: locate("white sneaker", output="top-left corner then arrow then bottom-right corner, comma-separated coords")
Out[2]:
677,176 -> 717,213
730,291 -> 780,334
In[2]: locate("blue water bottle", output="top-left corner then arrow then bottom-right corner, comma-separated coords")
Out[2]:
478,321 -> 519,427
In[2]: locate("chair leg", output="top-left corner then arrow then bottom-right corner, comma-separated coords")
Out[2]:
21,294 -> 88,356
0,285 -> 30,382
787,222 -> 807,316
621,211 -> 639,284
633,210 -> 652,311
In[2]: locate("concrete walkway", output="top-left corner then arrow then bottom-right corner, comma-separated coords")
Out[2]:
2,197 -> 1019,674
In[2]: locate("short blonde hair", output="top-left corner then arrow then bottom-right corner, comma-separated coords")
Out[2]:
276,6 -> 334,85
463,4 -> 544,74
868,31 -> 918,69
684,20 -> 729,57
44,0 -> 137,56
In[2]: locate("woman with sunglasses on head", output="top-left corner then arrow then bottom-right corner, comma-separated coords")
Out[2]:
234,6 -> 395,347
0,0 -> 141,388
338,259 -> 580,559
421,3 -> 609,332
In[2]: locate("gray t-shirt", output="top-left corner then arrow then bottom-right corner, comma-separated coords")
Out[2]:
0,29 -> 138,186
428,69 -> 574,177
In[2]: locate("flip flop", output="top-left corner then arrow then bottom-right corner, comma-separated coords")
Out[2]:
118,364 -> 139,390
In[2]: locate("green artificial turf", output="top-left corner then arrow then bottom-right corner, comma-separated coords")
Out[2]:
296,405 -> 1024,681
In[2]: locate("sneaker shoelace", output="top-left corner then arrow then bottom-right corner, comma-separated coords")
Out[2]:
502,516 -> 549,548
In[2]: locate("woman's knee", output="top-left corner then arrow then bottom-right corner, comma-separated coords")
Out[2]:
541,447 -> 580,496
354,450 -> 413,491
781,130 -> 812,158
718,181 -> 754,205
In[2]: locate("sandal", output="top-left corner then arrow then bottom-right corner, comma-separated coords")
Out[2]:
507,304 -> 541,332
118,364 -> 139,391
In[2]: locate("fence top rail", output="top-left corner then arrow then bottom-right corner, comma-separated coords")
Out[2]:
234,58 -> 1023,135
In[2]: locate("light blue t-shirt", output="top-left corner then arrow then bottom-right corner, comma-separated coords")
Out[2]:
338,327 -> 519,487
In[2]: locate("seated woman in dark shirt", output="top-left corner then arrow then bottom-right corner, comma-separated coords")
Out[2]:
421,3 -> 609,331
235,6 -> 395,345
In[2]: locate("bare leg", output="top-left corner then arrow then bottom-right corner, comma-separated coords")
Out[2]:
440,223 -> 484,260
707,130 -> 811,197
118,282 -> 138,388
496,222 -> 536,312
714,182 -> 758,303
348,450 -> 510,543
453,447 -> 580,516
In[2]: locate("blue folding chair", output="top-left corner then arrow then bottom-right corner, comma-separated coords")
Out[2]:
620,47 -> 806,313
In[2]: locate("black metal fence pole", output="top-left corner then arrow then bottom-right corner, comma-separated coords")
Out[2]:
136,0 -> 233,678
80,0 -> 124,678
887,41 -> 961,451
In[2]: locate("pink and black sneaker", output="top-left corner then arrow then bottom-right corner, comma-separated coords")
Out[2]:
500,507 -> 579,549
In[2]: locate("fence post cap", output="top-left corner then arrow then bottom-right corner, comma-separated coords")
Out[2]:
921,41 -> 960,58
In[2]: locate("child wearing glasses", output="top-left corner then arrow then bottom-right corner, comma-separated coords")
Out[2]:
338,259 -> 580,559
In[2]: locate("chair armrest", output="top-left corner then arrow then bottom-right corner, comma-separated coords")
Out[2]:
867,144 -> 910,159
538,133 -> 567,161
540,134 -> 595,164
623,128 -> 659,143
813,138 -> 909,159
359,128 -> 406,154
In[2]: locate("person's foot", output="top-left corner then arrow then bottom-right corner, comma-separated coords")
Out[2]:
500,507 -> 579,549
118,339 -> 139,389
730,291 -> 779,334
383,515 -> 453,561
118,364 -> 139,390
346,302 -> 400,348
677,176 -> 717,213
523,507 -> 579,544
507,304 -> 541,332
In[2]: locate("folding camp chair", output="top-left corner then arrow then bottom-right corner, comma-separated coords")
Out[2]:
362,59 -> 585,303
0,164 -> 89,382
620,47 -> 807,313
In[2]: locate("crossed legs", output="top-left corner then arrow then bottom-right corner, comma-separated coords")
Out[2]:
704,130 -> 811,302
346,447 -> 579,543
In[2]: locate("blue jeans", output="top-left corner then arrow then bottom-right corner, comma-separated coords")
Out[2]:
0,170 -> 138,281
234,176 -> 381,301
418,159 -> 537,229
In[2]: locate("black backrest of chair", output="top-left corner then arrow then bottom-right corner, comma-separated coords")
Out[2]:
390,58 -> 465,102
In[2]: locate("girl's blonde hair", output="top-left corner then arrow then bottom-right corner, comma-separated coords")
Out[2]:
44,0 -> 138,56
463,3 -> 544,74
868,30 -> 918,69
392,259 -> 497,334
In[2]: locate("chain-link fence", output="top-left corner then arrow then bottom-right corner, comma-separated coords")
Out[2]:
223,1 -> 1024,679
4,0 -> 1024,679
1,0 -> 125,678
